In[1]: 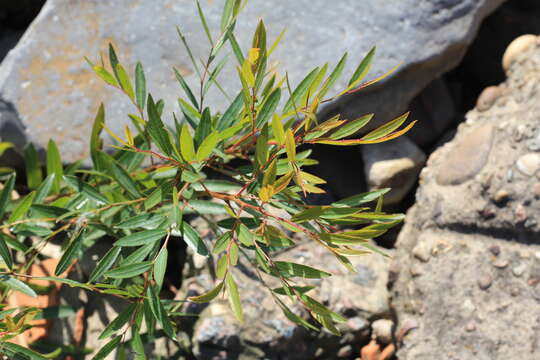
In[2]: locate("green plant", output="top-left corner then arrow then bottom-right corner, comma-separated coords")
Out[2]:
0,0 -> 414,358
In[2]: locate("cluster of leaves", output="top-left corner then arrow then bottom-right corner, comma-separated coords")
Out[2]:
0,0 -> 414,358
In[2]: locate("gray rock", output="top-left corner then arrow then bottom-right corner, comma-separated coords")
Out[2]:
185,241 -> 392,359
0,0 -> 506,162
362,136 -> 426,205
390,39 -> 540,360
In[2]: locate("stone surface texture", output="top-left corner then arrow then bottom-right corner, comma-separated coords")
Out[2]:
390,38 -> 540,360
0,0 -> 505,162
178,241 -> 392,359
362,136 -> 426,205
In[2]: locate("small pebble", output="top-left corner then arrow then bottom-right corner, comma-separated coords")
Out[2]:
372,319 -> 394,345
502,34 -> 537,71
493,259 -> 509,269
528,278 -> 540,287
478,274 -> 493,290
476,86 -> 502,112
465,321 -> 476,332
493,190 -> 510,204
515,204 -> 528,223
337,345 -> 352,358
412,243 -> 431,263
516,153 -> 540,176
525,218 -> 538,228
410,264 -> 423,277
512,263 -> 526,277
489,244 -> 501,256
533,183 -> 540,198
511,287 -> 520,297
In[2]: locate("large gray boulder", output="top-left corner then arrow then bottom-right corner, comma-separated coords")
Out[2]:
0,0 -> 505,162
390,36 -> 540,359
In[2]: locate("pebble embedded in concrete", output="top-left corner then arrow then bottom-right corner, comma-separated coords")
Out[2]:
512,263 -> 526,277
516,153 -> 540,176
478,274 -> 493,290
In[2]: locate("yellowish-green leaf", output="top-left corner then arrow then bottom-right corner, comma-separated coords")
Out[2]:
226,272 -> 243,322
196,131 -> 220,161
271,114 -> 285,145
189,281 -> 224,303
180,124 -> 196,162
115,63 -> 134,100
285,129 -> 296,162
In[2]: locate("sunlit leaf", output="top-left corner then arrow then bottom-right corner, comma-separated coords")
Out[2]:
226,272 -> 243,322
189,281 -> 224,303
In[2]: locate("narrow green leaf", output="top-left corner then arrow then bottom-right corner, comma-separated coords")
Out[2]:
147,95 -> 173,156
348,46 -> 376,87
33,276 -> 92,290
330,114 -> 373,140
178,98 -> 201,129
188,281 -> 224,303
89,246 -> 122,282
115,229 -> 166,247
255,125 -> 269,169
216,92 -> 243,131
196,131 -> 220,161
361,112 -> 409,141
2,342 -> 48,360
34,174 -> 55,204
135,62 -> 146,109
226,272 -> 243,322
90,104 -> 106,171
273,261 -> 331,279
46,140 -> 63,193
285,129 -> 296,162
115,213 -> 166,230
271,115 -> 285,145
29,204 -> 68,218
332,188 -> 391,207
99,303 -> 138,340
64,175 -> 109,204
92,66 -> 117,86
283,67 -> 319,113
0,234 -> 13,269
194,107 -> 212,147
8,191 -> 36,223
92,335 -> 121,360
178,221 -> 208,256
276,298 -> 318,331
105,261 -> 153,278
110,161 -> 142,198
153,248 -> 168,288
196,0 -> 213,46
146,286 -> 175,338
227,31 -> 245,65
24,143 -> 42,189
180,124 -> 196,162
115,63 -> 135,100
256,88 -> 281,128
174,67 -> 199,109
1,275 -> 37,298
272,285 -> 315,296
318,52 -> 347,98
55,229 -> 85,276
0,173 -> 15,219
109,43 -> 120,77
212,232 -> 232,254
